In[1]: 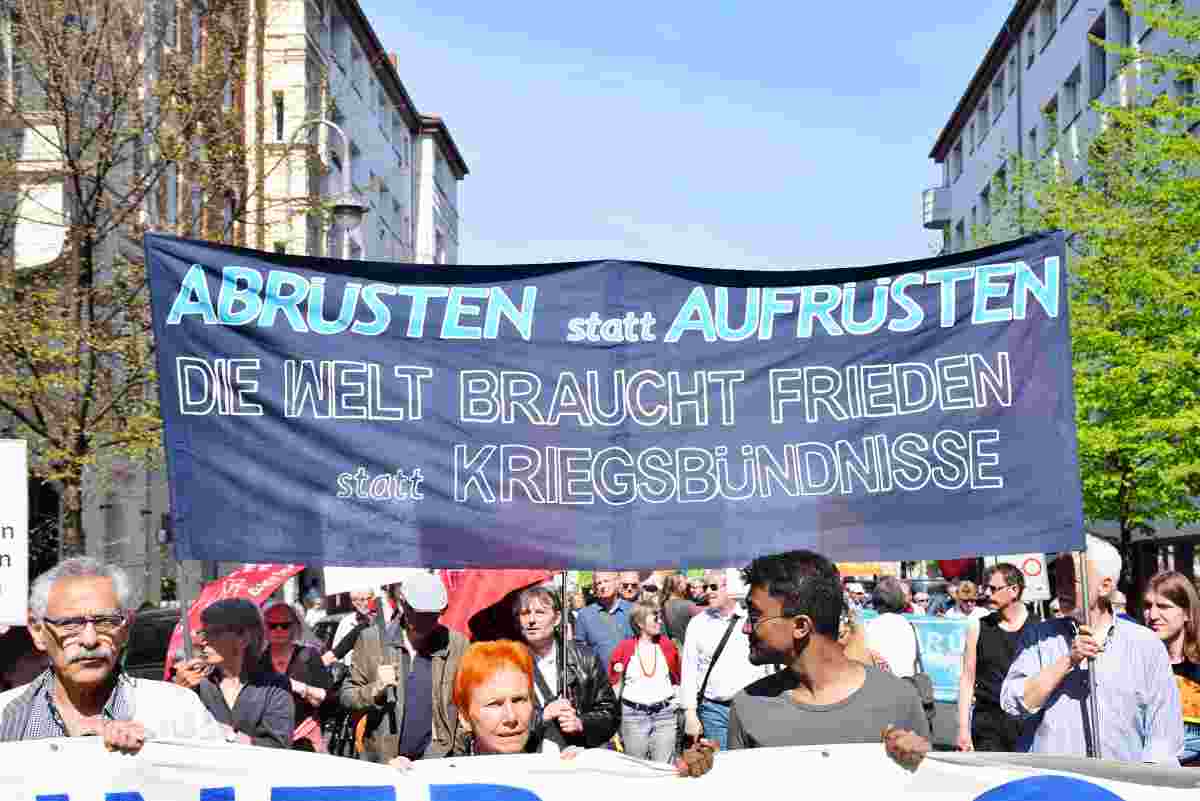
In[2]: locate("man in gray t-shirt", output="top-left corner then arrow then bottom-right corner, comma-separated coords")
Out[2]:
731,550 -> 931,771
729,664 -> 929,748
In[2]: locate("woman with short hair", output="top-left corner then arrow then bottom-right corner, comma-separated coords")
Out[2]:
1143,571 -> 1200,764
608,600 -> 681,763
262,601 -> 333,751
193,598 -> 293,748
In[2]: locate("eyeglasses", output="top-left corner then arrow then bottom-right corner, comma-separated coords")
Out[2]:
746,613 -> 791,631
982,584 -> 1015,596
620,583 -> 640,590
705,584 -> 723,592
913,596 -> 930,603
41,613 -> 127,636
266,622 -> 293,631
642,585 -> 659,593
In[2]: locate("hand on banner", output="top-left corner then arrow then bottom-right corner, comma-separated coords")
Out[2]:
1069,626 -> 1102,667
882,725 -> 929,772
683,709 -> 702,739
388,756 -> 413,773
544,699 -> 584,735
675,738 -> 718,777
321,651 -> 337,667
956,730 -> 974,752
218,723 -> 252,745
98,720 -> 147,754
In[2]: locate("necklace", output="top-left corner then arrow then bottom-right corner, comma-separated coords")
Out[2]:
636,639 -> 658,678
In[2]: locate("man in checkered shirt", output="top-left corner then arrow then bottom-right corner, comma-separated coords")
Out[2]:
0,558 -> 224,750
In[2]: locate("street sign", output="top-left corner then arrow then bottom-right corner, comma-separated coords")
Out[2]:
0,440 -> 28,627
987,553 -> 1051,602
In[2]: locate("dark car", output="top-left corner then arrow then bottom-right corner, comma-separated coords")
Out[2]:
123,607 -> 182,680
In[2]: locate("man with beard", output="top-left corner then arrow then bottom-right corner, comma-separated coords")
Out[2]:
0,558 -> 223,748
727,550 -> 930,771
1001,536 -> 1182,762
957,563 -> 1030,752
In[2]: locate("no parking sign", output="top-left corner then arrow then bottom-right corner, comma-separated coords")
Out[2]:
988,553 -> 1051,601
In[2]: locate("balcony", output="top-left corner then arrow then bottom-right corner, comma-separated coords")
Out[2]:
922,186 -> 951,230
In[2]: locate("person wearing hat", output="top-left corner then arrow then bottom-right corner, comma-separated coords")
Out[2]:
946,582 -> 988,620
340,571 -> 468,766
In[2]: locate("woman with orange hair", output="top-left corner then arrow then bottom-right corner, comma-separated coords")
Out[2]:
451,640 -> 541,756
1142,570 -> 1200,764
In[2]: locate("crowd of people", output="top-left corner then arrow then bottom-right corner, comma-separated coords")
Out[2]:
1,539 -> 1198,776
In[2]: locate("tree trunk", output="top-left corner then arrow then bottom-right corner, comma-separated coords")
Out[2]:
58,465 -> 85,558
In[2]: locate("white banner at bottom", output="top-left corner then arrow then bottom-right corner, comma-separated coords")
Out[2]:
1,738 -> 1197,800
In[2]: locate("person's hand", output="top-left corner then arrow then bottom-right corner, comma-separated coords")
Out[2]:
389,755 -> 413,772
173,658 -> 209,689
100,720 -> 147,754
674,738 -> 717,777
883,725 -> 929,772
321,651 -> 337,667
217,723 -> 251,745
544,699 -> 583,734
1069,626 -> 1102,667
377,664 -> 397,685
955,730 -> 974,752
683,708 -> 702,738
543,698 -> 573,719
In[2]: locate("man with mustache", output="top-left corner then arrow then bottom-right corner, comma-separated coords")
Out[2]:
0,558 -> 224,750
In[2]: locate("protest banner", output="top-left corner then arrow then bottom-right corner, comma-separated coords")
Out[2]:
145,232 -> 1083,568
322,566 -> 425,596
2,737 -> 1195,801
861,611 -> 969,703
0,440 -> 28,627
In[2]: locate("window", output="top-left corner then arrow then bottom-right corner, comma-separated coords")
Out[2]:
330,13 -> 348,68
1089,15 -> 1107,99
969,119 -> 977,154
991,73 -> 1005,121
1063,65 -> 1081,124
979,97 -> 990,139
970,206 -> 978,240
951,141 -> 964,182
1110,1 -> 1130,49
980,185 -> 992,226
1177,77 -> 1197,107
351,45 -> 364,94
954,219 -> 965,252
273,91 -> 285,142
1026,25 -> 1037,68
1040,1 -> 1057,48
1008,55 -> 1018,95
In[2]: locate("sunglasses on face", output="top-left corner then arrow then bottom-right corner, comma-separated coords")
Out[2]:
982,584 -> 1014,595
620,583 -> 640,590
705,584 -> 723,592
642,585 -> 659,593
913,596 -> 929,603
266,621 -> 293,631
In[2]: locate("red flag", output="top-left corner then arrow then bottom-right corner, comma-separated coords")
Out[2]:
163,563 -> 304,678
937,558 -> 976,580
439,569 -> 555,639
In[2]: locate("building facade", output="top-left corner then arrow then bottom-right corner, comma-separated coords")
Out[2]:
924,0 -> 1199,253
1,0 -> 469,602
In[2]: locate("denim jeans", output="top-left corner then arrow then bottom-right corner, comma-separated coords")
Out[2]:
620,703 -> 677,763
698,701 -> 731,750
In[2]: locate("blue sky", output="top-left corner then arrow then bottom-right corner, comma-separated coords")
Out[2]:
359,1 -> 1016,268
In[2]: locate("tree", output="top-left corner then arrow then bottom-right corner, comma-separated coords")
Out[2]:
983,0 -> 1200,566
0,0 -> 261,557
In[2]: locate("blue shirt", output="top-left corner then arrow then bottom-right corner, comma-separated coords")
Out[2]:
573,599 -> 633,669
1001,617 -> 1183,763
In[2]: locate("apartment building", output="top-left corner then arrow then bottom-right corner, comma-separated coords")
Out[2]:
0,0 -> 470,602
924,0 -> 1199,253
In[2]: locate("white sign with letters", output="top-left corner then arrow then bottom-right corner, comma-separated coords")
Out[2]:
0,440 -> 28,627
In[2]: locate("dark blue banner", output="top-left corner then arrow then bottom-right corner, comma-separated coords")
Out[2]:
145,232 -> 1083,568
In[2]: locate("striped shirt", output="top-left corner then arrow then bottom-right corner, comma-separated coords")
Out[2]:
20,668 -> 133,739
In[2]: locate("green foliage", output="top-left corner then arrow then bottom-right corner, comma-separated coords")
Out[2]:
982,0 -> 1200,543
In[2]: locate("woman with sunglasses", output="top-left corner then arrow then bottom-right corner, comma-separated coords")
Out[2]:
1142,570 -> 1200,764
608,600 -> 682,763
262,601 -> 334,751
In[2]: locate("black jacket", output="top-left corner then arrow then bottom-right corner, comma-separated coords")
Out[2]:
541,640 -> 620,749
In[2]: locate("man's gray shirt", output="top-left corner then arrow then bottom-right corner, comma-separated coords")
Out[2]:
727,665 -> 929,749
1000,617 -> 1183,763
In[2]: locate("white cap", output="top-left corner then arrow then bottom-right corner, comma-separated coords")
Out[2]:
846,582 -> 865,594
401,572 -> 448,613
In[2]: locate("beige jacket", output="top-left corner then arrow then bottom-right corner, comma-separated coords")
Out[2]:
339,619 -> 468,761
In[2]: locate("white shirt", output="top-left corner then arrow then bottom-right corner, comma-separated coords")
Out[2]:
947,606 -> 989,620
533,648 -> 558,706
680,606 -> 769,708
865,612 -> 918,679
620,641 -> 674,706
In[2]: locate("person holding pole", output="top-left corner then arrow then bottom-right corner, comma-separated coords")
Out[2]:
1000,536 -> 1183,763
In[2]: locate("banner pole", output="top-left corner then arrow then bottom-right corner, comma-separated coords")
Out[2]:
558,570 -> 569,701
1075,550 -> 1102,758
179,565 -> 193,660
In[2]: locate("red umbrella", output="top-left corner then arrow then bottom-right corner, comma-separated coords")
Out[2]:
163,563 -> 304,678
937,558 -> 976,580
439,569 -> 555,640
